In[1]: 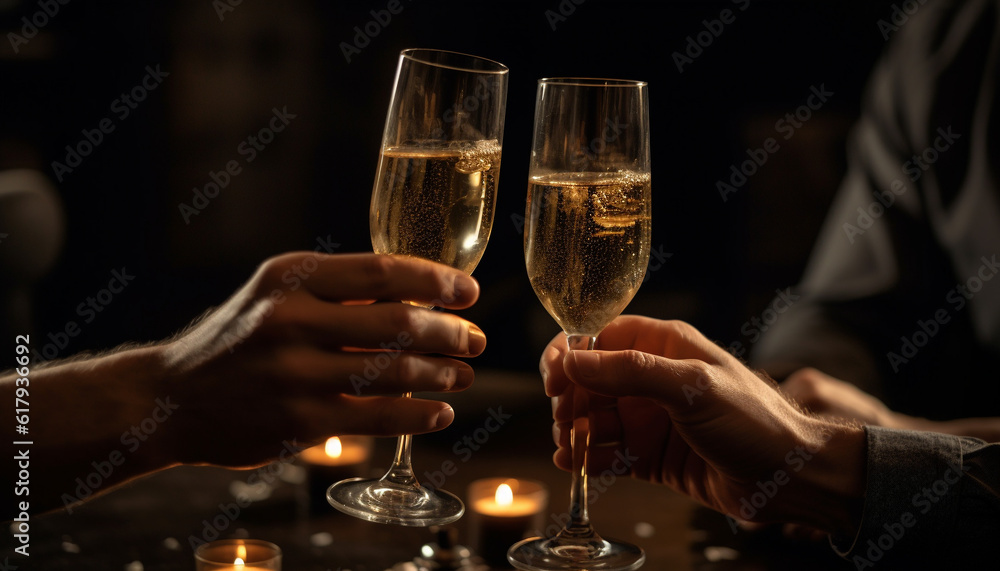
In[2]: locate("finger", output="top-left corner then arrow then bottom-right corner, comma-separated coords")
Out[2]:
553,444 -> 572,472
780,368 -> 835,410
589,404 -> 623,447
301,253 -> 480,309
541,333 -> 571,397
586,443 -> 624,476
563,349 -> 714,409
303,394 -> 457,436
279,302 -> 487,357
551,391 -> 575,423
275,348 -> 475,396
549,424 -> 620,475
597,316 -> 731,363
553,420 -> 570,448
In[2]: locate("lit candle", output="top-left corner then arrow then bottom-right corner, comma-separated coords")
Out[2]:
300,436 -> 372,514
235,544 -> 246,568
194,539 -> 281,570
467,478 -> 547,567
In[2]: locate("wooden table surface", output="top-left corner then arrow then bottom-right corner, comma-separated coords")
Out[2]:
3,370 -> 852,570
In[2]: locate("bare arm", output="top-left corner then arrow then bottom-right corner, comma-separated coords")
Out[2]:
3,346 -> 178,516
4,252 -> 486,518
782,367 -> 1000,442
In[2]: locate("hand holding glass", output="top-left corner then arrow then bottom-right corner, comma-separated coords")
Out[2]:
510,78 -> 650,570
326,48 -> 508,527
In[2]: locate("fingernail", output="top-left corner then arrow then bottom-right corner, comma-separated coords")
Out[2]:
467,324 -> 487,354
435,405 -> 455,429
570,350 -> 600,377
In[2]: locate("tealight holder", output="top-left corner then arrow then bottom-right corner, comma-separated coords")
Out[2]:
194,539 -> 281,570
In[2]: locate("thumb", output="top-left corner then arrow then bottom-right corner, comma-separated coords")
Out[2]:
564,349 -> 712,409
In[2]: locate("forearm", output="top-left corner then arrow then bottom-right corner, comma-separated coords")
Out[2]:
897,415 -> 1000,443
3,345 -> 179,518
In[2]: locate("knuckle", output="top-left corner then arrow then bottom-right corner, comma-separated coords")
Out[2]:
392,355 -> 419,387
449,319 -> 465,352
387,303 -> 421,335
372,399 -> 400,435
254,254 -> 294,288
258,299 -> 299,336
659,319 -> 706,352
429,268 -> 455,303
621,349 -> 656,374
664,319 -> 698,337
253,256 -> 291,295
360,254 -> 397,294
685,359 -> 718,389
275,350 -> 312,382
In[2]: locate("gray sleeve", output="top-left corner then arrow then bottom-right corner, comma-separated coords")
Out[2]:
831,426 -> 1000,567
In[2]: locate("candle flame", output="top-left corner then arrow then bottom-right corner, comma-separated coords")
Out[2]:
234,543 -> 246,567
325,436 -> 343,458
496,483 -> 514,506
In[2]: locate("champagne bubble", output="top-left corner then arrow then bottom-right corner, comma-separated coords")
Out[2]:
455,155 -> 491,174
455,139 -> 501,173
592,171 -> 649,231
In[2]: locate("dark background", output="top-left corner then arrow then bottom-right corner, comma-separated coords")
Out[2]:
0,0 -> 899,371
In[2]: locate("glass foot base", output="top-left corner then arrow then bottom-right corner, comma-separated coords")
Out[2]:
326,477 -> 464,527
508,535 -> 645,570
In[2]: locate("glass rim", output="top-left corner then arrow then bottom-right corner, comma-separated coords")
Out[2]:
400,48 -> 509,75
538,77 -> 647,87
194,539 -> 282,564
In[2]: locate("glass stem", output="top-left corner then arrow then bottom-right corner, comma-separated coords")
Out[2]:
382,392 -> 419,487
562,334 -> 597,539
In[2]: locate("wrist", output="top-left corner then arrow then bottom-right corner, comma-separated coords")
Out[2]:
777,418 -> 866,536
130,344 -> 185,472
92,344 -> 181,473
27,344 -> 179,514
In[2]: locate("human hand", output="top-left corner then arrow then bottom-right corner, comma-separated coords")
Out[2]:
542,316 -> 864,534
781,367 -> 1000,442
157,252 -> 486,467
781,367 -> 899,427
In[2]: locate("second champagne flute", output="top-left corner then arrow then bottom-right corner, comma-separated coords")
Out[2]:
326,48 -> 508,527
510,77 -> 650,570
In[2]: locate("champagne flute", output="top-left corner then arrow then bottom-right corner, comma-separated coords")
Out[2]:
509,78 -> 650,570
326,48 -> 508,527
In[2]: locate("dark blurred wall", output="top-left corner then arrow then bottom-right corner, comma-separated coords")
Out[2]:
0,0 -> 899,370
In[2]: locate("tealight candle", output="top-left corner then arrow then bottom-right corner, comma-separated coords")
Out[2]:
467,478 -> 547,567
300,436 -> 372,514
194,539 -> 281,570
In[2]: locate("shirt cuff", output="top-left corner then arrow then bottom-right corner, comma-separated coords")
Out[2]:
829,426 -> 966,563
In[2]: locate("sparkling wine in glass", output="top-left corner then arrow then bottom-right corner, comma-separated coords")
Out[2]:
326,48 -> 508,527
510,78 -> 650,570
